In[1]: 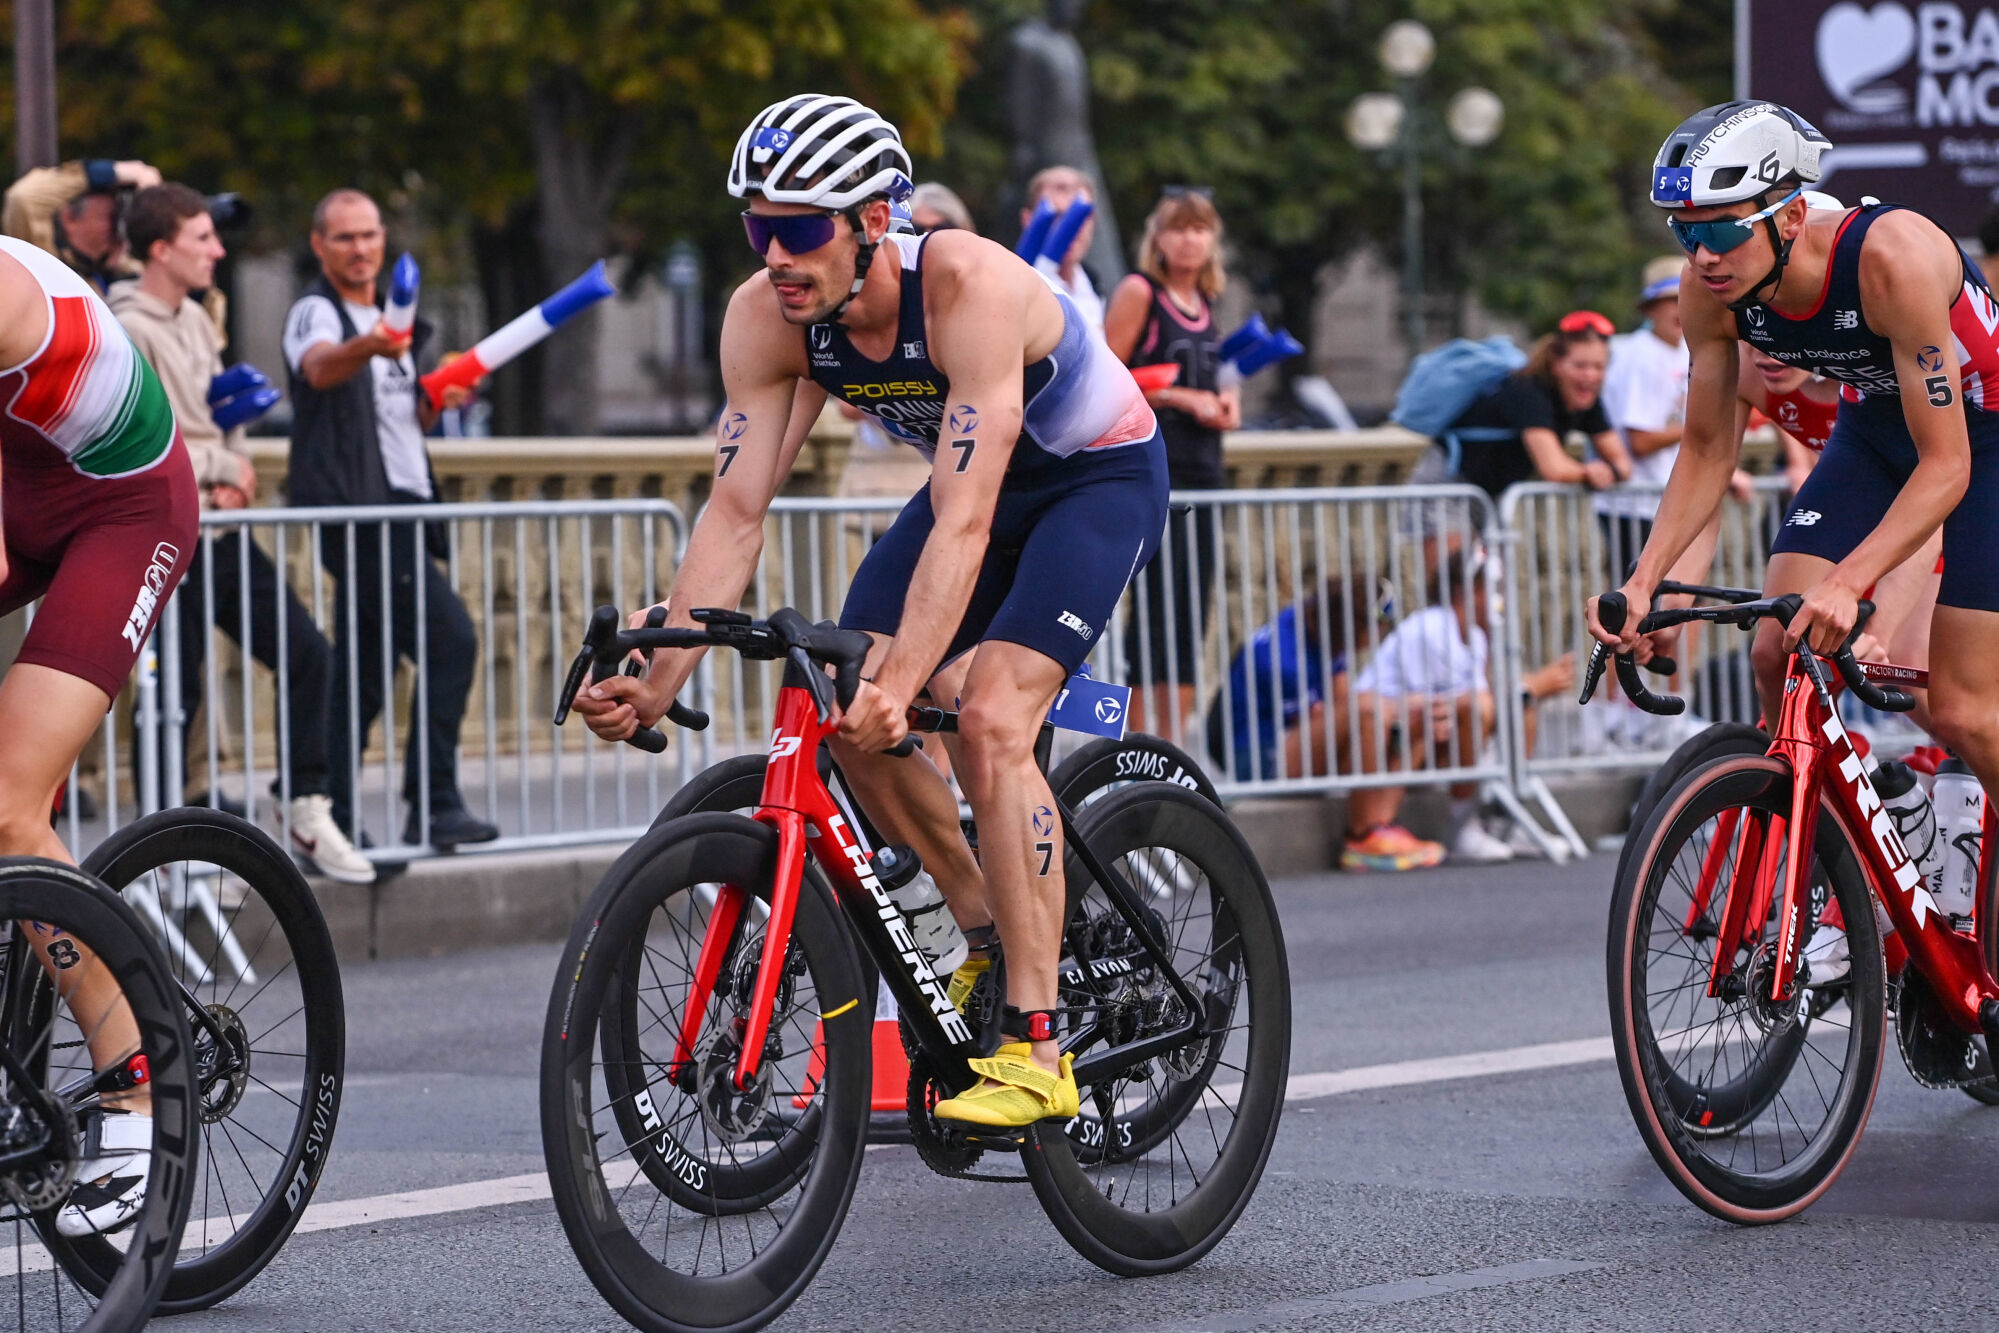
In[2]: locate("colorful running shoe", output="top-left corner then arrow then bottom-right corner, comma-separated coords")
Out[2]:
1340,823 -> 1445,873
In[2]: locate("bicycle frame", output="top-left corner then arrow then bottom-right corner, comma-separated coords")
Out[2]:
1702,652 -> 1999,1033
661,658 -> 1211,1099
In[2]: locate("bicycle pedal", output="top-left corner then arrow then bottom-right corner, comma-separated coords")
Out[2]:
959,1127 -> 1031,1150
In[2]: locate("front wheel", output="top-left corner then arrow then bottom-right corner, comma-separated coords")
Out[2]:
1024,785 -> 1289,1275
1609,754 -> 1885,1224
542,813 -> 873,1333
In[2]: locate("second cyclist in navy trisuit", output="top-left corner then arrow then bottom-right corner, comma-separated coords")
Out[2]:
1589,100 -> 1999,841
574,95 -> 1168,1130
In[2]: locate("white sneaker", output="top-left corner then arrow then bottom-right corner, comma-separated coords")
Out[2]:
56,1110 -> 150,1237
1451,821 -> 1516,864
289,795 -> 376,884
1805,924 -> 1851,986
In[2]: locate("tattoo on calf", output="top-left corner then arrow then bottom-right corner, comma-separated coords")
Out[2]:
950,437 -> 976,472
947,404 -> 979,434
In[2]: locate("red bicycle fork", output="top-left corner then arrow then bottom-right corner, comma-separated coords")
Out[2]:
666,684 -> 833,1092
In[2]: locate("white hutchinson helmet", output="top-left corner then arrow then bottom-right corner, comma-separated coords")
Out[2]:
1650,100 -> 1828,211
729,94 -> 913,210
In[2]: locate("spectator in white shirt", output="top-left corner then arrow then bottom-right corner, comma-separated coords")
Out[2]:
1021,165 -> 1105,339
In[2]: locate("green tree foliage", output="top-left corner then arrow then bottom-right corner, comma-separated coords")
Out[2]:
930,0 -> 1719,348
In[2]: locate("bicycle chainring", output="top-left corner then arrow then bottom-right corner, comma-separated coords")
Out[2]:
906,1054 -> 1029,1182
1896,965 -> 1992,1090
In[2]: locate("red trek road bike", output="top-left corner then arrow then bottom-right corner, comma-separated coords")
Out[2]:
540,605 -> 1289,1333
1592,583 -> 1999,1222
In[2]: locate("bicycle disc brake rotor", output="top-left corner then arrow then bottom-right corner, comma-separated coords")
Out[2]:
197,1002 -> 251,1123
1896,966 -> 1990,1089
693,1022 -> 774,1144
0,1092 -> 77,1212
1742,942 -> 1805,1036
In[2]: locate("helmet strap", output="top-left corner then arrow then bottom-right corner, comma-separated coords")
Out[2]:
1727,202 -> 1797,313
829,205 -> 877,323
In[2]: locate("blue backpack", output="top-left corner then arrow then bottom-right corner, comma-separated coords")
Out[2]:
1388,336 -> 1526,440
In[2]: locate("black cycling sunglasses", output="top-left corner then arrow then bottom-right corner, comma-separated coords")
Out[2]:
742,209 -> 843,257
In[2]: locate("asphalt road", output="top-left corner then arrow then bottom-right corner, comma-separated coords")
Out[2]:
161,852 -> 1999,1332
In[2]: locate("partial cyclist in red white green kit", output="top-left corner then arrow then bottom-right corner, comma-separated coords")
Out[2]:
0,232 -> 198,1235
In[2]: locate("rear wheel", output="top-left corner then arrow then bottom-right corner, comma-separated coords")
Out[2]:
1610,754 -> 1884,1223
542,814 -> 872,1333
1024,785 -> 1288,1275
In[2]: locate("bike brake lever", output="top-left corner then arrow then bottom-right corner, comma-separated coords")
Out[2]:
1578,592 -> 1624,705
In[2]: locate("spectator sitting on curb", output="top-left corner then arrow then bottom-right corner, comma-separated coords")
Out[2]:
110,184 -> 374,884
3,157 -> 159,295
1021,165 -> 1105,339
1206,571 -> 1448,873
1352,546 -> 1575,865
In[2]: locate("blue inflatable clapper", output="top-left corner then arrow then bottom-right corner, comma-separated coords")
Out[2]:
211,385 -> 282,431
207,362 -> 269,408
889,197 -> 915,235
383,252 -> 420,333
1016,198 -> 1057,260
1234,325 -> 1305,377
1046,669 -> 1131,740
538,260 -> 617,327
1040,198 -> 1094,263
1218,315 -> 1269,366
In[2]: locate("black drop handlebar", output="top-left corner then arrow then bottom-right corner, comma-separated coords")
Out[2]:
1579,581 -> 1916,716
553,604 -> 918,755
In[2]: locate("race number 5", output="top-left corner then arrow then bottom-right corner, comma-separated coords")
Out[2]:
1925,374 -> 1954,408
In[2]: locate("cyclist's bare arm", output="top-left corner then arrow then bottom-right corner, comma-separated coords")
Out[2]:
576,277 -> 813,740
1786,213 -> 1969,652
839,244 -> 1047,750
0,251 -> 52,584
1589,271 -> 1740,650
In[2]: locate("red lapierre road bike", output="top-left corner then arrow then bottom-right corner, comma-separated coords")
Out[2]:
1591,583 -> 1999,1223
540,606 -> 1289,1333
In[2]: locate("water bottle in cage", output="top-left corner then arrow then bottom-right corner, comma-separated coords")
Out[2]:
1930,755 -> 1985,929
869,844 -> 969,977
1876,759 -> 1947,900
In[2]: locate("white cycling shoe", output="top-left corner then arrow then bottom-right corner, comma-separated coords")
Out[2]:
55,1109 -> 151,1237
1805,925 -> 1851,988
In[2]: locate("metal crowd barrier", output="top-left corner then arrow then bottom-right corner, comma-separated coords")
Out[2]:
59,499 -> 688,863
51,474 -> 1908,870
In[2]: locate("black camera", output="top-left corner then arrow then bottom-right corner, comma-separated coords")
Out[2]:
205,192 -> 252,231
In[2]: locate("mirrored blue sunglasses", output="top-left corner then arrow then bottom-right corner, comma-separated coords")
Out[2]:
1667,188 -> 1802,256
742,209 -> 842,257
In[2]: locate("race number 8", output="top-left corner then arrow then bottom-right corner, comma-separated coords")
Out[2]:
1925,374 -> 1954,408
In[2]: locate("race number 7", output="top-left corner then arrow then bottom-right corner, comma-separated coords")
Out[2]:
950,437 -> 976,473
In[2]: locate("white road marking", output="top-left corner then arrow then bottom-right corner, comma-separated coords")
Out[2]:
1131,1258 -> 1608,1331
0,1035 -> 1621,1279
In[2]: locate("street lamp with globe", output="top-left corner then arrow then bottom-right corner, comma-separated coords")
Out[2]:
1346,20 -> 1504,360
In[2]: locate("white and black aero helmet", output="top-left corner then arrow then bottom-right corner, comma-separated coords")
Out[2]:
729,95 -> 914,320
1649,100 -> 1828,210
1651,101 -> 1831,308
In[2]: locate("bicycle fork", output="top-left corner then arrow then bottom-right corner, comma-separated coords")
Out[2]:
1702,737 -> 1822,1004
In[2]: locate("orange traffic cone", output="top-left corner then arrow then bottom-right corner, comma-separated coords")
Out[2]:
794,979 -> 909,1113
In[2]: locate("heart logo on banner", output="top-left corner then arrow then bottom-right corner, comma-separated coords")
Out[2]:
1816,2 -> 1917,113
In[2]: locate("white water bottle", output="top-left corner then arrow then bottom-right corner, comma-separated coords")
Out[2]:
1931,756 -> 1985,927
1875,759 -> 1946,895
870,845 -> 969,977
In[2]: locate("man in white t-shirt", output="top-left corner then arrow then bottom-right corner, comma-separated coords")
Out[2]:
1596,257 -> 1688,573
1021,165 -> 1105,339
283,188 -> 497,853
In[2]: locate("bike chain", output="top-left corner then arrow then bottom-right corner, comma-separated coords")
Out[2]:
1895,965 -> 1996,1089
903,1052 -> 1028,1183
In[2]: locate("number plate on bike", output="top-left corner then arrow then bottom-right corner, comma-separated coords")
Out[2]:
1047,672 -> 1130,740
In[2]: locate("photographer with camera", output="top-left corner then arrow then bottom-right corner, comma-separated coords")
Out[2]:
2,157 -> 161,294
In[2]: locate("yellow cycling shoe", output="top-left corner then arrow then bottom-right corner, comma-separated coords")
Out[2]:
947,956 -> 990,1012
931,1043 -> 1079,1128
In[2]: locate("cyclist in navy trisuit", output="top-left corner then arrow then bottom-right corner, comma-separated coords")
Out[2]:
574,95 -> 1169,1130
1588,100 -> 1999,812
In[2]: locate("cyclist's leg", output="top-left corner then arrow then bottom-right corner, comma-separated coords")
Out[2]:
1924,457 -> 1999,794
954,640 -> 1069,1070
1878,535 -> 1942,733
1754,411 -> 1899,726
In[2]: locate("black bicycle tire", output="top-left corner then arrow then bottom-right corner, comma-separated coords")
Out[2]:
1609,753 -> 1885,1223
0,856 -> 199,1333
542,813 -> 872,1333
1046,734 -> 1223,810
1022,785 -> 1289,1276
58,809 -> 345,1313
1614,722 -> 1769,891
